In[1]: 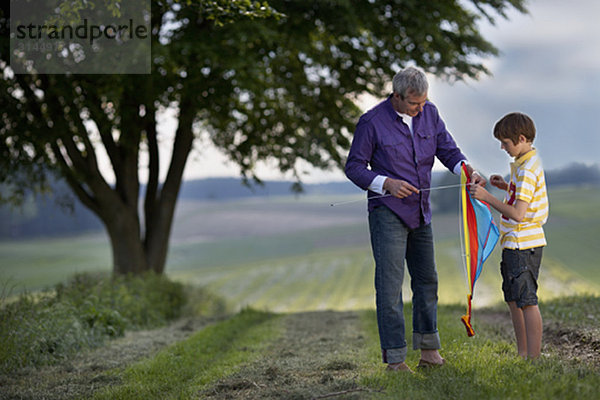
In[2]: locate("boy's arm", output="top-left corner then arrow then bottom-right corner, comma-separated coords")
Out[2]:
470,185 -> 529,222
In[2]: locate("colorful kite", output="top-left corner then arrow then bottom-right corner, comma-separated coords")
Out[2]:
459,164 -> 500,337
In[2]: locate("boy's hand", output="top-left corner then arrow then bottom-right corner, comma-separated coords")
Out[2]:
470,183 -> 490,202
490,174 -> 508,191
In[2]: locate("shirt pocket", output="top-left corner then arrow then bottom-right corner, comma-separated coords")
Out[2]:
415,130 -> 436,165
378,133 -> 413,164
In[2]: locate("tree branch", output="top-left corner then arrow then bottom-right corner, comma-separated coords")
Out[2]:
50,142 -> 101,215
63,92 -> 103,176
144,95 -> 195,272
80,83 -> 121,172
144,102 -> 160,235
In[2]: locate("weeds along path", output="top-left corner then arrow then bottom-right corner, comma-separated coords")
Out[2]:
0,316 -> 218,400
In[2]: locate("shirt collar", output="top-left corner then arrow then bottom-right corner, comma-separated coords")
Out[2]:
512,148 -> 537,168
397,112 -> 412,121
516,148 -> 536,164
384,95 -> 400,121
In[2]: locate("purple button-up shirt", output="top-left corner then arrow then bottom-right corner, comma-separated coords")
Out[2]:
345,95 -> 466,229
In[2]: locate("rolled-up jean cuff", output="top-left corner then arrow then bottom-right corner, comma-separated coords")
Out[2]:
382,347 -> 408,364
413,332 -> 441,350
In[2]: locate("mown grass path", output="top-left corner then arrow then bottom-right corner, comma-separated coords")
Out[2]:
201,310 -> 372,399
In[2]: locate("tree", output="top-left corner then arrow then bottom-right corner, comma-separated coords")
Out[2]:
0,0 -> 527,275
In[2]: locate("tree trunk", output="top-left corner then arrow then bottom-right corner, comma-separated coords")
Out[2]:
40,74 -> 196,276
104,207 -> 148,275
98,97 -> 195,276
144,99 -> 196,274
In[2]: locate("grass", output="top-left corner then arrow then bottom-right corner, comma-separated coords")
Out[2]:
172,246 -> 375,312
0,233 -> 110,293
168,232 -> 598,314
165,186 -> 600,313
359,301 -> 600,399
92,308 -> 280,400
543,186 -> 600,284
542,294 -> 600,330
2,186 -> 599,398
88,297 -> 600,400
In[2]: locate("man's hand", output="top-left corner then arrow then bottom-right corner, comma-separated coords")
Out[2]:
471,171 -> 487,186
383,178 -> 419,199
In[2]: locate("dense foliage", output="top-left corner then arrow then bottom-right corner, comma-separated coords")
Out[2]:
0,273 -> 222,373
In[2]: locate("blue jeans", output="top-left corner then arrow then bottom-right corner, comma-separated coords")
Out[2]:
368,206 -> 441,364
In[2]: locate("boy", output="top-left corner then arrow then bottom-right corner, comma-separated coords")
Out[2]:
470,112 -> 549,360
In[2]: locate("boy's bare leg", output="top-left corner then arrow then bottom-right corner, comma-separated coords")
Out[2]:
523,305 -> 543,359
507,301 -> 528,358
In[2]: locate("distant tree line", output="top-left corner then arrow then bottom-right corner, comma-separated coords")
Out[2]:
0,178 -> 103,238
2,163 -> 596,239
545,162 -> 600,187
0,177 -> 360,239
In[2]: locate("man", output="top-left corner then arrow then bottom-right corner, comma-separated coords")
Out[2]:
345,66 -> 483,372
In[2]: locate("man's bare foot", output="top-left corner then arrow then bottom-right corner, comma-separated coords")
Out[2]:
419,349 -> 445,366
417,359 -> 446,368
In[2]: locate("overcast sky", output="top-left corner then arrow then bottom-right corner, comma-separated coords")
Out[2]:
176,0 -> 599,183
428,0 -> 600,178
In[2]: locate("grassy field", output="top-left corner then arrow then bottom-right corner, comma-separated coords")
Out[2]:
169,186 -> 600,312
0,233 -> 111,293
2,186 -> 599,399
1,186 -> 599,312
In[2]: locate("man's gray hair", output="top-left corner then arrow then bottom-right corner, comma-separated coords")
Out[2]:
392,66 -> 429,98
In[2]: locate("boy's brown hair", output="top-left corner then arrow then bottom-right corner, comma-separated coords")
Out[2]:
493,112 -> 536,145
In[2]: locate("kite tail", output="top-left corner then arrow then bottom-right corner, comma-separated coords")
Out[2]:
461,294 -> 476,337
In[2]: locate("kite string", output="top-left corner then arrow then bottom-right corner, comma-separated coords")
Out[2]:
329,183 -> 469,207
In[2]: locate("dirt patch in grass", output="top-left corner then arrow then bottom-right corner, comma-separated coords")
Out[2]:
0,317 -> 218,400
478,309 -> 600,368
543,322 -> 600,368
201,310 -> 378,400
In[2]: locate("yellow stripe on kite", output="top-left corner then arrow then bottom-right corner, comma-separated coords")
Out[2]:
461,167 -> 472,296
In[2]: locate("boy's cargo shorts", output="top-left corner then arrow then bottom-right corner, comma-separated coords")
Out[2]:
500,247 -> 544,308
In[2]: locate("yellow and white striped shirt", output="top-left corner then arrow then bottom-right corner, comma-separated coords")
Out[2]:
500,149 -> 549,249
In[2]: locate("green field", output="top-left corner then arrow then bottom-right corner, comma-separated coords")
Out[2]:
1,187 -> 598,313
